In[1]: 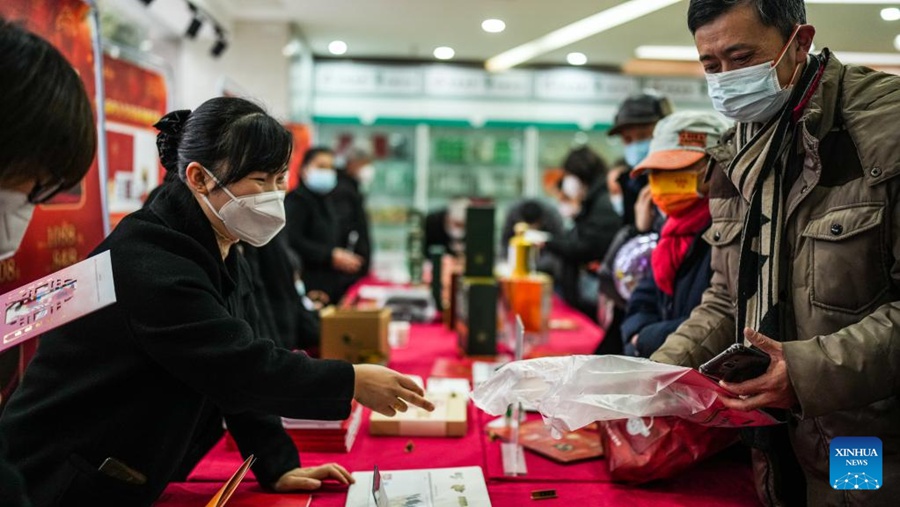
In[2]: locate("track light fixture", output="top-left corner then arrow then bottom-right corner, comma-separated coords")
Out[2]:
185,3 -> 203,39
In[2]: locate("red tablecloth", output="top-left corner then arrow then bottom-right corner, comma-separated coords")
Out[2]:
155,297 -> 758,507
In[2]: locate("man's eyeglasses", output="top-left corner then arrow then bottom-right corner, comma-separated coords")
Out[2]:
27,178 -> 70,205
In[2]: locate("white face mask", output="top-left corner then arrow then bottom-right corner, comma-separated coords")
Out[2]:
558,201 -> 580,219
357,164 -> 376,187
609,194 -> 625,217
0,189 -> 36,261
561,175 -> 584,200
200,168 -> 286,247
447,226 -> 465,241
705,26 -> 802,124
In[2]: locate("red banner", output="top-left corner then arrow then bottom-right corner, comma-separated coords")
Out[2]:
103,54 -> 168,228
0,0 -> 106,404
286,123 -> 311,191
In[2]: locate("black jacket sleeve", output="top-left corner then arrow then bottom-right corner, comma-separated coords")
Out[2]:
225,412 -> 300,488
620,273 -> 663,343
284,191 -> 335,266
115,245 -> 355,420
0,436 -> 30,507
545,187 -> 621,264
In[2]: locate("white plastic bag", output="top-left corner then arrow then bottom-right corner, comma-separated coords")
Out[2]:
471,355 -> 777,434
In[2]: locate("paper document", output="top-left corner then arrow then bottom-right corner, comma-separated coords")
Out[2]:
206,455 -> 255,507
346,467 -> 491,507
1,250 -> 116,353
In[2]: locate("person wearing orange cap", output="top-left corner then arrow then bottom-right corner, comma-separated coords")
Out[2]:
620,111 -> 731,358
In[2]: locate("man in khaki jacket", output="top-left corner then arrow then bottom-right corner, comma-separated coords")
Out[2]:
651,1 -> 900,505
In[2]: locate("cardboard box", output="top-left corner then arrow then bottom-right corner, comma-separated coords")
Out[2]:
319,307 -> 391,364
369,392 -> 468,437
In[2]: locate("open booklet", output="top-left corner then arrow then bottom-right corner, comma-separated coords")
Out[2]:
345,466 -> 491,507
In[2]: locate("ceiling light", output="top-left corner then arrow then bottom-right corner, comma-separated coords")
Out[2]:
883,8 -> 900,21
185,3 -> 202,39
211,25 -> 227,57
823,51 -> 900,65
139,39 -> 154,52
328,40 -> 348,55
211,38 -> 228,57
567,52 -> 587,65
485,0 -> 680,72
434,46 -> 455,60
482,19 -> 506,33
282,40 -> 301,57
635,45 -> 700,60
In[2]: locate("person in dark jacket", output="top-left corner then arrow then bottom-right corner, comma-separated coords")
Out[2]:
620,111 -> 731,358
543,146 -> 621,320
500,199 -> 564,278
241,229 -> 319,352
607,93 -> 673,228
0,18 -> 98,507
424,197 -> 469,258
332,147 -> 373,281
0,98 -> 433,507
284,147 -> 364,305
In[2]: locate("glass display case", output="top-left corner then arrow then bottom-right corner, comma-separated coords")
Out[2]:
429,127 -> 526,246
315,124 -> 417,259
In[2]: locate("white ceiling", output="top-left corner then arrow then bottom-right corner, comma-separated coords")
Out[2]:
207,0 -> 900,68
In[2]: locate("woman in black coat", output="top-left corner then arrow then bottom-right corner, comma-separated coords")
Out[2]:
284,147 -> 364,305
544,147 -> 622,322
0,98 -> 432,507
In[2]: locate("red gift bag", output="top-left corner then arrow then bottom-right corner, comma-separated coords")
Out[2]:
600,416 -> 739,484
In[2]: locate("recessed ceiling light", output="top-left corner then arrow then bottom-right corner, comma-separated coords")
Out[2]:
884,8 -> 900,21
434,46 -> 455,60
486,0 -> 680,72
482,19 -> 506,33
282,40 -> 301,57
328,40 -> 348,56
567,52 -> 587,66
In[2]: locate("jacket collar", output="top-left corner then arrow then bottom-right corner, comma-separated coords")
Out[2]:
148,181 -> 238,293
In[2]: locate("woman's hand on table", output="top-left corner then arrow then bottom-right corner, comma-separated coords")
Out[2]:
272,463 -> 355,492
352,364 -> 436,416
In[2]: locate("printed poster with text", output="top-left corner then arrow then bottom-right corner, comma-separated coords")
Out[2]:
0,0 -> 106,407
103,54 -> 168,228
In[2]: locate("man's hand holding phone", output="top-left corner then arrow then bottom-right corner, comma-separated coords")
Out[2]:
702,328 -> 799,412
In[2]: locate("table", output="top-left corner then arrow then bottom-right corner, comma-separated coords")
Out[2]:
155,298 -> 758,506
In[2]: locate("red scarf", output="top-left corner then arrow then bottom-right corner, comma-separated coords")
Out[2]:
651,198 -> 711,296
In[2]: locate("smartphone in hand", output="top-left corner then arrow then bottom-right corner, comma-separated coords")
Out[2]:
700,343 -> 771,383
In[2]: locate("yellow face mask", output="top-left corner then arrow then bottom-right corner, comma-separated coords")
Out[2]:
649,170 -> 700,216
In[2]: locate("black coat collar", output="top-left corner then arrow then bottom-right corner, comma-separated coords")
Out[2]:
147,181 -> 239,293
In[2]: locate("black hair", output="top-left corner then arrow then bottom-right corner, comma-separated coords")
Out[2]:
154,97 -> 292,187
688,0 -> 806,40
563,146 -> 607,186
520,200 -> 544,224
300,146 -> 334,169
0,18 -> 96,192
